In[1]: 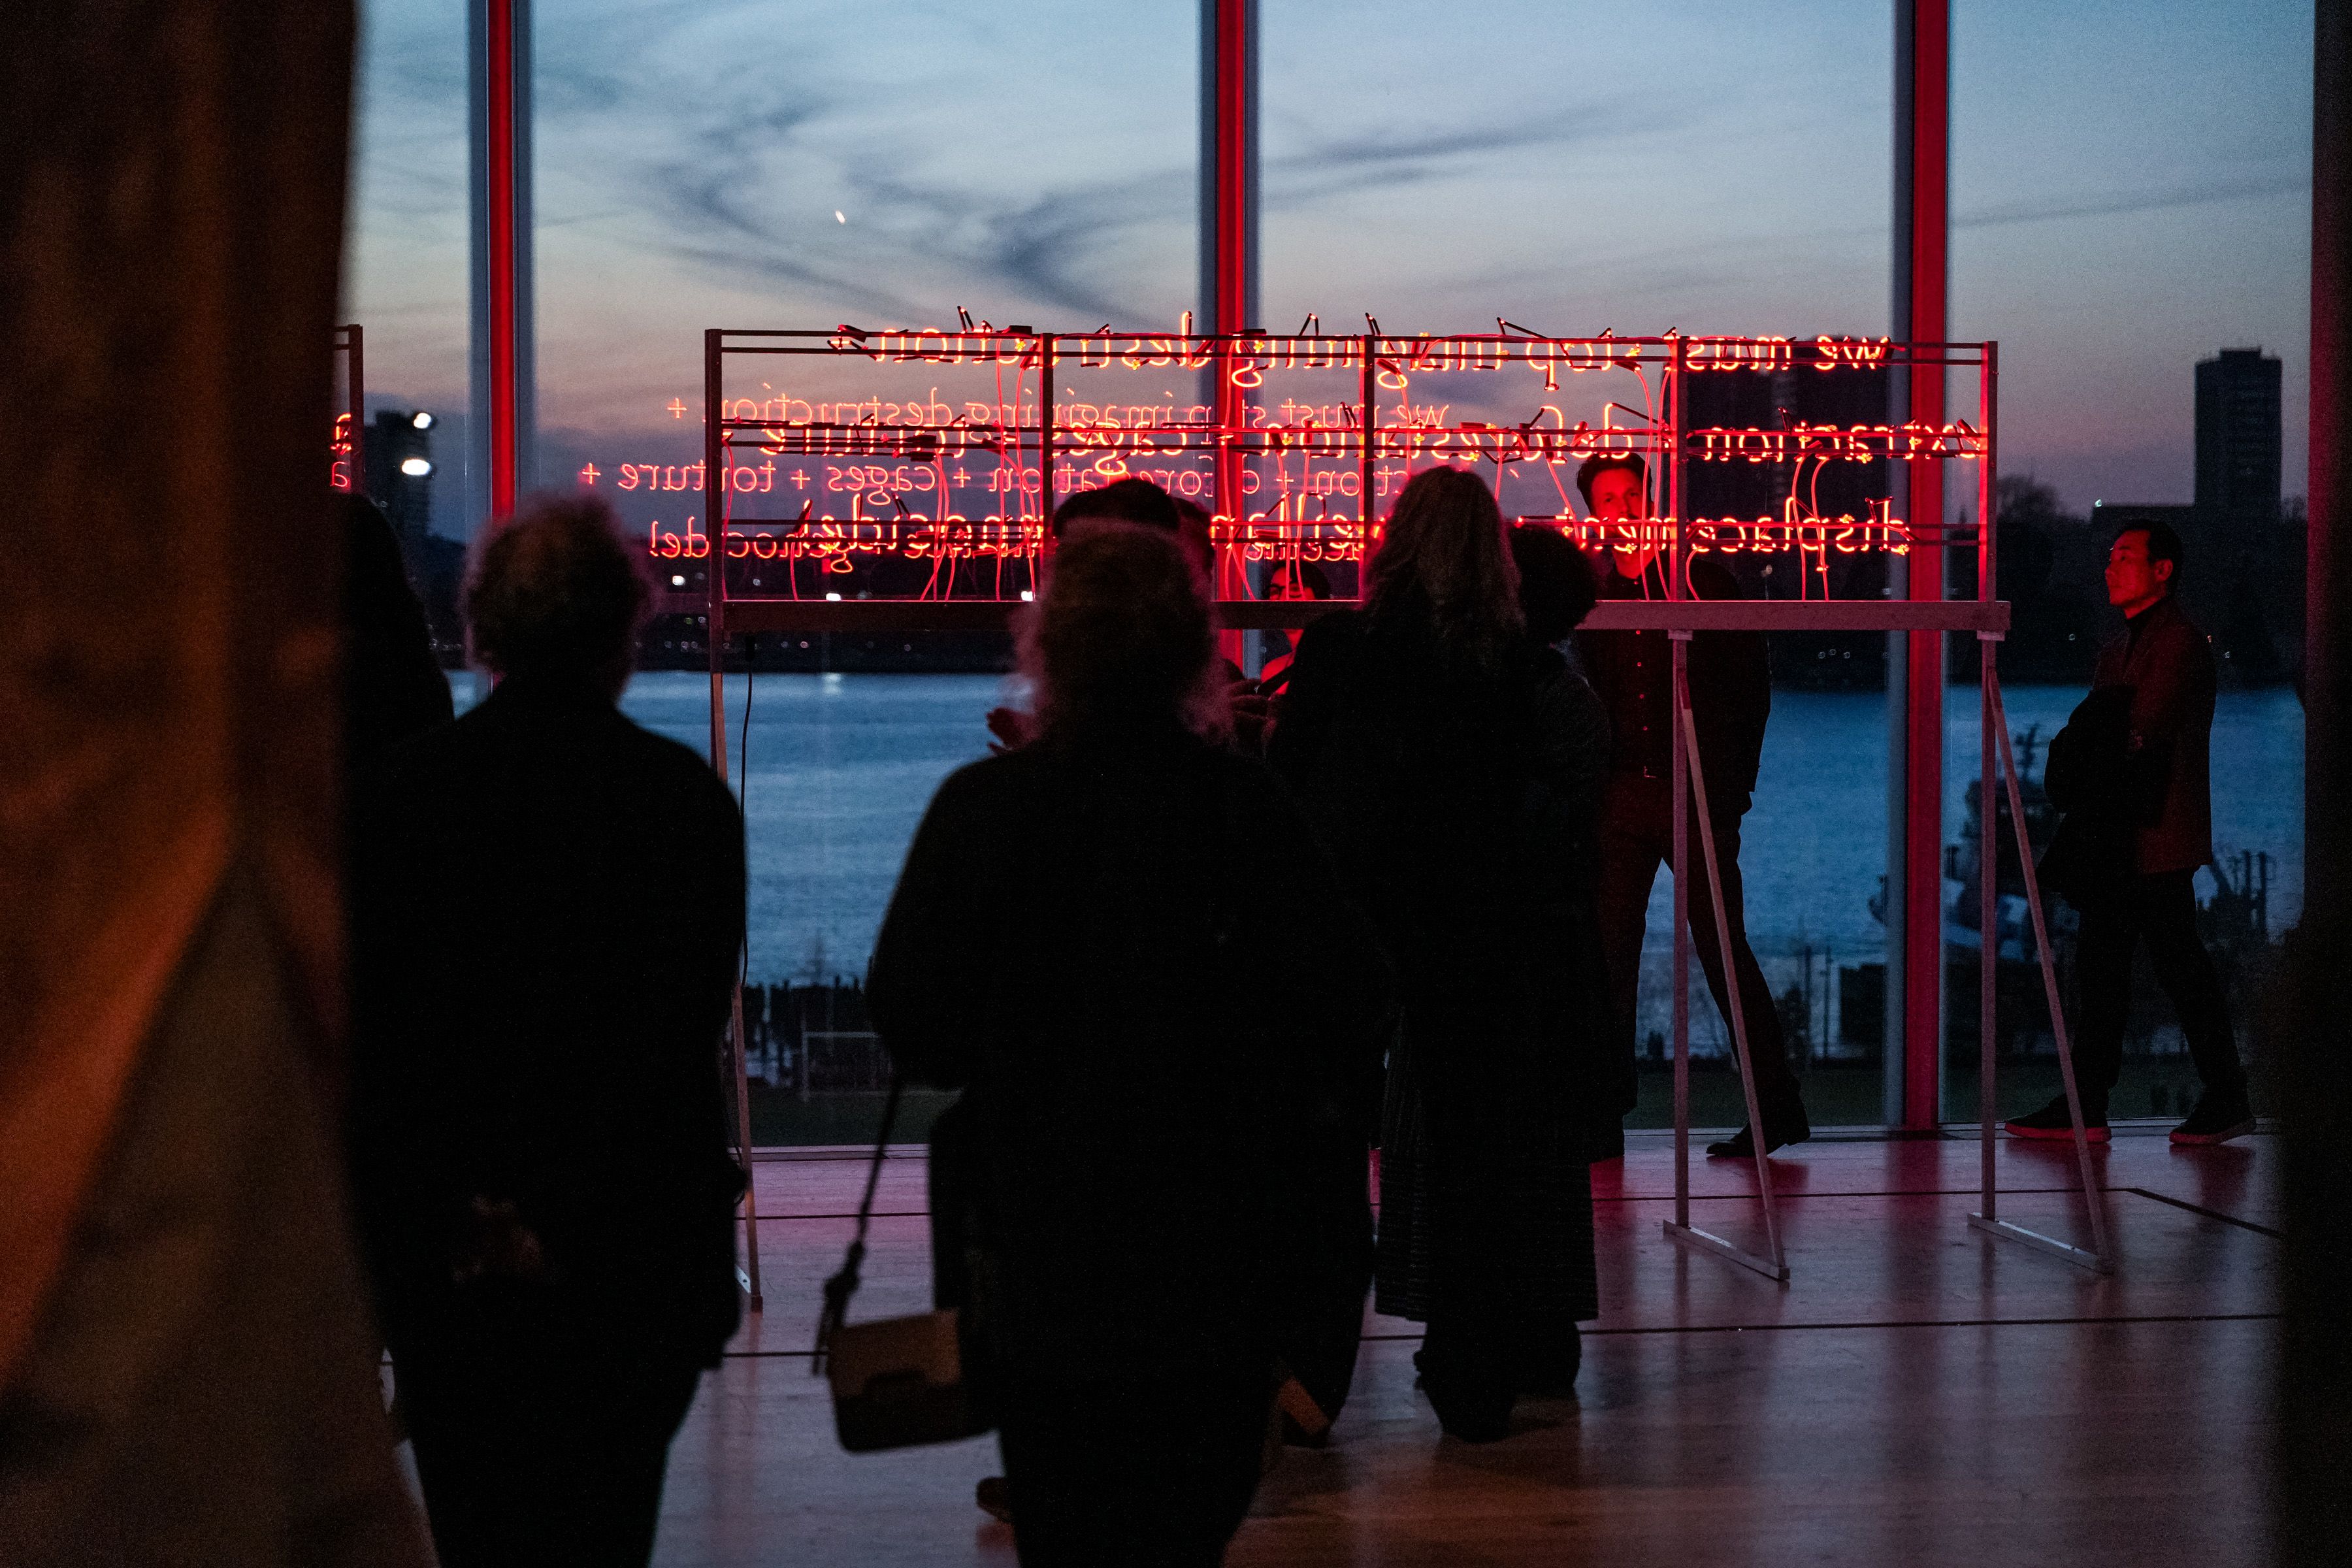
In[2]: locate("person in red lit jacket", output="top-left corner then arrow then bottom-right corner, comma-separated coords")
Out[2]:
2006,519 -> 2252,1146
1573,453 -> 1806,1162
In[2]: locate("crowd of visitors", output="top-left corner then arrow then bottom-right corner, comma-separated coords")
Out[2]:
338,468 -> 2252,1567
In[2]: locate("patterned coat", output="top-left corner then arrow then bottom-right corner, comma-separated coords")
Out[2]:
1270,611 -> 1607,1324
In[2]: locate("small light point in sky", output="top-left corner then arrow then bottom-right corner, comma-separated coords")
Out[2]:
834,210 -> 846,223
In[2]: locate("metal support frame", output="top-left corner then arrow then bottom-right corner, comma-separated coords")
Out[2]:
695,329 -> 2029,1288
1662,636 -> 1791,1282
705,330 -> 766,1310
1658,332 -> 1789,1281
1969,670 -> 2112,1274
1967,338 -> 2107,1274
332,324 -> 363,492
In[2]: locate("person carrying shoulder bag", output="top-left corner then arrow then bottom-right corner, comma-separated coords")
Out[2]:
2006,520 -> 2253,1147
869,522 -> 1392,1567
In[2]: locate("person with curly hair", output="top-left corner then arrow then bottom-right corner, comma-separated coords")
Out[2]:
873,522 -> 1390,1564
1271,467 -> 1605,1441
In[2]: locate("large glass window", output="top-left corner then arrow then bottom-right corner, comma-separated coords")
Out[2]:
347,0 -> 473,651
1266,1 -> 1900,1125
384,4 -> 2312,1139
530,2 -> 1197,1140
1261,1 -> 1891,338
533,1 -> 1198,498
1947,1 -> 2311,1119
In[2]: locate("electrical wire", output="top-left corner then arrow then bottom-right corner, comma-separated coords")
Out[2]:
735,634 -> 755,1055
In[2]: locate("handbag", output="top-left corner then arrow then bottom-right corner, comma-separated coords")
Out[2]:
813,1076 -> 993,1453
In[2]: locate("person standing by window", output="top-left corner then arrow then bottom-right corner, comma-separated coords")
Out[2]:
1271,467 -> 1603,1442
2006,521 -> 2253,1145
1574,453 -> 1806,1160
872,522 -> 1390,1565
348,496 -> 747,1568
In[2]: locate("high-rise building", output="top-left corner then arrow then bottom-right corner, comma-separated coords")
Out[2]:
2193,347 -> 2282,526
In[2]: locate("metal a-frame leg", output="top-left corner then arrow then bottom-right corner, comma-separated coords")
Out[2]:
729,984 -> 766,1310
1661,636 -> 1790,1282
1970,662 -> 2112,1275
710,659 -> 767,1311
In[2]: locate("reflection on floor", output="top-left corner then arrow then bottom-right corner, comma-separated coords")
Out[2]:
646,1128 -> 2278,1567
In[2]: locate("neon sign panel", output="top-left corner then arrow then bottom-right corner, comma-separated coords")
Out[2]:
331,324 -> 363,493
689,327 -> 1993,602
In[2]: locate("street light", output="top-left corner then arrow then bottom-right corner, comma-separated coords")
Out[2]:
400,456 -> 433,478
411,410 -> 435,431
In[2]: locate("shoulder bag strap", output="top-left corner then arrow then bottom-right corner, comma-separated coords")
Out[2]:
811,1073 -> 905,1373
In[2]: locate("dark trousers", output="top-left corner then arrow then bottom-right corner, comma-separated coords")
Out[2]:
1417,1307 -> 1582,1439
2072,868 -> 2246,1117
1270,1120 -> 1373,1424
1595,772 -> 1799,1115
393,1301 -> 704,1568
999,1367 -> 1269,1567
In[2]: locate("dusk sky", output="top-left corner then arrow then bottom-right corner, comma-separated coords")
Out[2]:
346,1 -> 2313,533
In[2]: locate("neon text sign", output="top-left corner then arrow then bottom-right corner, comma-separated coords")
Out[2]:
668,327 -> 1991,601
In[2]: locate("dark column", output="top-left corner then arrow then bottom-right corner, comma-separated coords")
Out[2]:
468,0 -> 534,527
1199,0 -> 1258,346
1200,0 -> 1258,638
2281,1 -> 2352,1560
1888,0 -> 1950,1128
0,3 -> 430,1556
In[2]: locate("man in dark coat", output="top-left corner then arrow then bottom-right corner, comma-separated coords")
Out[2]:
2005,519 -> 2252,1145
348,496 -> 747,1568
1573,454 -> 1806,1158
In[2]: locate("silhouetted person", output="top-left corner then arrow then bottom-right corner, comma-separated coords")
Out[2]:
990,478 -> 1196,753
1510,523 -> 1618,1156
340,490 -> 451,776
994,480 -> 1259,754
1573,453 -> 1806,1159
1258,558 -> 1333,692
348,495 -> 747,1568
1054,472 -> 1186,542
2006,520 -> 2252,1145
1169,493 -> 1220,581
1272,468 -> 1602,1442
872,523 -> 1390,1565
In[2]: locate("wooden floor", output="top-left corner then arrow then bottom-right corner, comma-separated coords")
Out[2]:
642,1128 -> 2279,1567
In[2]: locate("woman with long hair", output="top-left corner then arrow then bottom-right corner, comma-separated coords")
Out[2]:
870,522 -> 1390,1565
1269,466 -> 1606,1441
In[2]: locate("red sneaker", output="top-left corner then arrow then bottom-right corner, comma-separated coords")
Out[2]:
2003,1098 -> 2110,1142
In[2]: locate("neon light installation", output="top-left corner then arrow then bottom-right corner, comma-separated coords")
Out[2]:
673,328 -> 1992,602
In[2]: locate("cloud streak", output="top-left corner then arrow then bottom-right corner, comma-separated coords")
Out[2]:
1954,172 -> 2309,231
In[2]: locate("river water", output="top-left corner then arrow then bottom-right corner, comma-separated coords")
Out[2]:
452,672 -> 2306,1013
